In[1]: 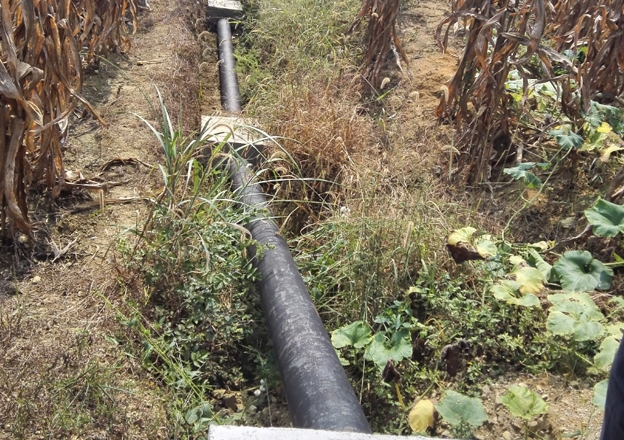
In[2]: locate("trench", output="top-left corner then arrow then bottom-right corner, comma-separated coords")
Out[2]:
204,15 -> 372,433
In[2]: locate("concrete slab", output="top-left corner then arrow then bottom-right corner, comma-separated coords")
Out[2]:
200,115 -> 263,146
207,0 -> 243,21
200,115 -> 266,163
208,426 -> 435,440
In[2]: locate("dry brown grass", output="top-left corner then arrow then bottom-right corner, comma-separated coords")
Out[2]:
0,269 -> 168,439
260,76 -> 374,227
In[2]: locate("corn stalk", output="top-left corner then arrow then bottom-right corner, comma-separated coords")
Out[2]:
436,0 -> 624,184
0,0 -> 137,235
351,0 -> 408,89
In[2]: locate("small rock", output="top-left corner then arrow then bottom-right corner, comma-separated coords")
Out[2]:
502,431 -> 513,440
247,405 -> 257,415
32,276 -> 41,284
569,380 -> 580,389
481,385 -> 491,396
541,394 -> 549,401
495,392 -> 504,406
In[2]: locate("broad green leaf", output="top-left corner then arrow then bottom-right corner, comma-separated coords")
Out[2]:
581,130 -> 609,152
605,322 -> 624,336
553,250 -> 613,291
503,163 -> 542,188
500,385 -> 548,421
593,380 -> 609,409
331,321 -> 372,349
491,280 -> 520,298
584,199 -> 624,238
448,227 -> 476,246
547,311 -> 576,336
435,390 -> 488,428
547,293 -> 605,341
475,239 -> 497,258
549,292 -> 604,320
513,294 -> 540,307
408,399 -> 436,433
513,266 -> 544,295
529,241 -> 549,251
594,335 -> 621,371
365,329 -> 412,368
491,281 -> 539,307
549,128 -> 584,149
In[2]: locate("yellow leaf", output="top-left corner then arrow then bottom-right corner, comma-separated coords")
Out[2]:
599,144 -> 623,163
597,122 -> 613,133
408,399 -> 436,433
514,266 -> 544,295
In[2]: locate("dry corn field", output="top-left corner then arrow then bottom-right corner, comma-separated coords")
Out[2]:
0,0 -> 137,236
436,0 -> 624,184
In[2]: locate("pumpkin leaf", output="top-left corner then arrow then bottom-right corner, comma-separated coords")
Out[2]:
553,250 -> 613,291
546,293 -> 605,341
593,335 -> 621,371
491,281 -> 539,307
365,329 -> 412,369
513,266 -> 545,295
448,227 -> 476,246
584,198 -> 624,238
549,128 -> 584,149
503,163 -> 542,188
331,321 -> 372,349
500,385 -> 548,421
408,399 -> 436,433
592,380 -> 609,410
435,390 -> 488,428
475,239 -> 498,258
527,249 -> 555,283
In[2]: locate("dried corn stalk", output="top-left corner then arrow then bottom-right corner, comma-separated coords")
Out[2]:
0,0 -> 137,235
436,0 -> 624,184
351,0 -> 409,89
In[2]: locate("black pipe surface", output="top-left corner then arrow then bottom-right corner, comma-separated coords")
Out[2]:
216,19 -> 242,112
228,160 -> 372,432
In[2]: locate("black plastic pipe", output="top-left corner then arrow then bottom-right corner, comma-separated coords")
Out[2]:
228,160 -> 371,432
216,19 -> 242,112
212,15 -> 371,432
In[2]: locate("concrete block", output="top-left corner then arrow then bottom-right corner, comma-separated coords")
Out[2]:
200,115 -> 265,163
208,425 -> 436,440
207,0 -> 243,21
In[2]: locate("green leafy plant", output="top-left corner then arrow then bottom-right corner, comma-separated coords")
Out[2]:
585,199 -> 624,238
119,92 -> 275,436
435,390 -> 488,438
503,163 -> 546,189
552,251 -> 613,292
500,385 -> 548,439
592,379 -> 609,410
331,318 -> 413,369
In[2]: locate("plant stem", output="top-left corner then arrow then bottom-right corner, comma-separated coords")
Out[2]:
502,147 -> 572,243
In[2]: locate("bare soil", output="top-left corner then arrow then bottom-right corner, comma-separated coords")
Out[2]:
0,0 -> 606,438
